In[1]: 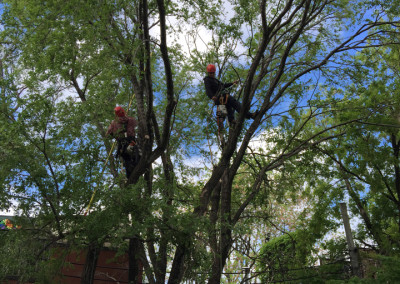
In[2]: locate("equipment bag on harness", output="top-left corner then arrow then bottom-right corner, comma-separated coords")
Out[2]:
216,93 -> 229,118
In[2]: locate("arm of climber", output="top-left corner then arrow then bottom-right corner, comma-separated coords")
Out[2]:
106,121 -> 117,138
126,117 -> 138,138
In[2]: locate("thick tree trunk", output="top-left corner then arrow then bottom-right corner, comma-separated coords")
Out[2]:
129,237 -> 141,284
168,246 -> 186,284
209,169 -> 233,284
155,154 -> 175,283
81,243 -> 100,284
209,184 -> 221,268
390,134 -> 400,235
339,203 -> 362,278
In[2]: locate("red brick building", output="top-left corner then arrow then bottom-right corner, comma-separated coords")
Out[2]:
3,247 -> 143,284
1,216 -> 143,284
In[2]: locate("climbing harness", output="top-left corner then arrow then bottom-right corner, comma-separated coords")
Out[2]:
213,80 -> 241,148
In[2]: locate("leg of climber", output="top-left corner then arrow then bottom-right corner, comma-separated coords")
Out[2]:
226,104 -> 235,123
125,141 -> 143,178
226,95 -> 258,120
121,153 -> 134,178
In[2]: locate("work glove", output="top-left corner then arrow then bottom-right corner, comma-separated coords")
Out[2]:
126,141 -> 136,155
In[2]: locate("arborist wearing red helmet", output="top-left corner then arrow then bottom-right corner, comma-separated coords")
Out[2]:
106,106 -> 140,178
203,64 -> 258,125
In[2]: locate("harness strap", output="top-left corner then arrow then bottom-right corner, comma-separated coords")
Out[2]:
219,94 -> 229,105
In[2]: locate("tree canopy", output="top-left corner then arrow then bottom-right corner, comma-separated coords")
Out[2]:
0,0 -> 399,283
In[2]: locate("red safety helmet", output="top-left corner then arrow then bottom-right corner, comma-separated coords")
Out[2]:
114,106 -> 126,117
206,64 -> 216,73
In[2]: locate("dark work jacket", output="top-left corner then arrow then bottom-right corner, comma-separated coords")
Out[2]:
203,76 -> 234,99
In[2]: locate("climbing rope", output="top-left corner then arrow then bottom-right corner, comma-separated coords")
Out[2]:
83,142 -> 116,216
84,93 -> 136,216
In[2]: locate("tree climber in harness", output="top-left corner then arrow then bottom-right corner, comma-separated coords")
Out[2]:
106,106 -> 140,178
203,64 -> 258,126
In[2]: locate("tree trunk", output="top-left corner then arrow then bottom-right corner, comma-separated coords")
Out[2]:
168,246 -> 186,284
129,237 -> 141,284
209,183 -> 221,272
209,168 -> 233,284
81,243 -> 100,284
343,177 -> 389,253
390,134 -> 400,235
154,154 -> 174,283
339,203 -> 362,278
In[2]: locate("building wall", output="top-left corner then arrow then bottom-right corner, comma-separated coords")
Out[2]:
2,247 -> 143,284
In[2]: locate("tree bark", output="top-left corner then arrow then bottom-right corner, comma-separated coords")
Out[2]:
168,246 -> 186,284
155,153 -> 175,283
390,133 -> 400,234
339,203 -> 362,278
81,243 -> 101,284
209,168 -> 232,284
129,237 -> 141,284
209,183 -> 222,268
343,177 -> 385,251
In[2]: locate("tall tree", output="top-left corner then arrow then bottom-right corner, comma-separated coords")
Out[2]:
174,1 -> 399,282
0,0 -> 399,283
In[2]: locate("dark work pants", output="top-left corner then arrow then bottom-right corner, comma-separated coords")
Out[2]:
121,152 -> 135,178
118,140 -> 140,178
218,94 -> 251,122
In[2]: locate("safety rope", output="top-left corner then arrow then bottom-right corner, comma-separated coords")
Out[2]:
83,142 -> 115,216
84,93 -> 136,216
